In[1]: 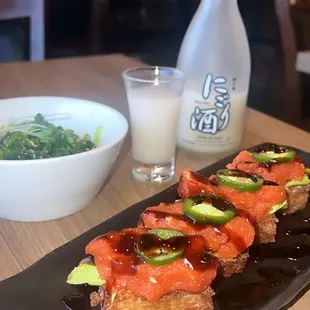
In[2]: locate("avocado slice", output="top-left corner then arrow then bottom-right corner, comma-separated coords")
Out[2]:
285,175 -> 310,188
269,200 -> 288,214
67,257 -> 105,286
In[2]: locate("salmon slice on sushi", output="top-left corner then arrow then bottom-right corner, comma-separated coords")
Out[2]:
66,228 -> 219,310
139,199 -> 255,277
227,144 -> 310,215
177,169 -> 288,244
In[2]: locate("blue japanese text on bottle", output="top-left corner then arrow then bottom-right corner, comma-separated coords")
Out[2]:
177,0 -> 251,154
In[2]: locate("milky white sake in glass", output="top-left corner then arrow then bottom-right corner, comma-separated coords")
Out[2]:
123,67 -> 185,183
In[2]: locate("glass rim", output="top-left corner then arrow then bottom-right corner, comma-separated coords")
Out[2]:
122,66 -> 185,84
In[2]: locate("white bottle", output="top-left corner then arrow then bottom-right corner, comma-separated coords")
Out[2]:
177,0 -> 251,154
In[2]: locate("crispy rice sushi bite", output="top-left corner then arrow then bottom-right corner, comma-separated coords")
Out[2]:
227,144 -> 310,215
99,287 -> 215,310
67,228 -> 219,310
139,199 -> 255,277
177,169 -> 287,244
139,200 -> 254,277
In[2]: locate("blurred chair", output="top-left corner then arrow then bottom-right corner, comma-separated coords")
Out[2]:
89,0 -> 109,54
294,0 -> 310,74
275,0 -> 302,127
0,0 -> 45,61
296,51 -> 310,74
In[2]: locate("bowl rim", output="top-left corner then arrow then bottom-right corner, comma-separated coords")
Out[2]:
122,66 -> 185,84
0,96 -> 129,165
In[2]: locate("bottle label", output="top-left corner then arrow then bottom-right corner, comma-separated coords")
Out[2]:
190,74 -> 232,135
177,72 -> 247,152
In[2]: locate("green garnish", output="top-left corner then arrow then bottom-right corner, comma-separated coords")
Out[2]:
269,201 -> 288,214
93,126 -> 103,147
286,175 -> 310,188
67,257 -> 105,286
0,113 -> 102,160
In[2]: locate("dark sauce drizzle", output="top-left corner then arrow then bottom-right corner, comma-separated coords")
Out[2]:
63,210 -> 310,310
285,227 -> 310,236
213,200 -> 310,309
102,231 -> 215,274
220,169 -> 261,183
63,148 -> 309,310
212,171 -> 278,186
223,161 -> 279,186
136,233 -> 214,271
237,159 -> 294,171
251,144 -> 294,154
141,208 -> 248,253
250,144 -> 296,169
236,160 -> 274,171
250,244 -> 310,262
187,171 -> 210,184
64,211 -> 310,310
63,284 -> 98,310
303,217 -> 310,223
263,180 -> 279,186
214,266 -> 299,309
63,229 -> 217,310
234,144 -> 299,171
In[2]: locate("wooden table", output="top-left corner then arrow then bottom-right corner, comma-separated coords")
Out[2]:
0,55 -> 310,309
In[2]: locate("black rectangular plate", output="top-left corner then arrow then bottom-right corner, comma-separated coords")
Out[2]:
1,143 -> 310,310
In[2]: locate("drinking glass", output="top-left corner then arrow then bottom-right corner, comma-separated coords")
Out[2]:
123,66 -> 185,183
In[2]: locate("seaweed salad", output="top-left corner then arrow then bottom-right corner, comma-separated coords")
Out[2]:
0,113 -> 102,160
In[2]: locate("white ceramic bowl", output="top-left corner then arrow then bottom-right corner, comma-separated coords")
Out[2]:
0,96 -> 128,222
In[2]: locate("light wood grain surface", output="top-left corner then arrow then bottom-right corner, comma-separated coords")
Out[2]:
0,55 -> 310,309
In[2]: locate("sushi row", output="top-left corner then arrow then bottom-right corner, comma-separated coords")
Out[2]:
65,144 -> 310,310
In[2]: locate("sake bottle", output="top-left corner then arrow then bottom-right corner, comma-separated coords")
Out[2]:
177,0 -> 251,154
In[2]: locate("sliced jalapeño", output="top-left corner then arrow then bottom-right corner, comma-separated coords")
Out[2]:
183,194 -> 236,225
135,229 -> 185,266
251,144 -> 296,164
216,169 -> 264,192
